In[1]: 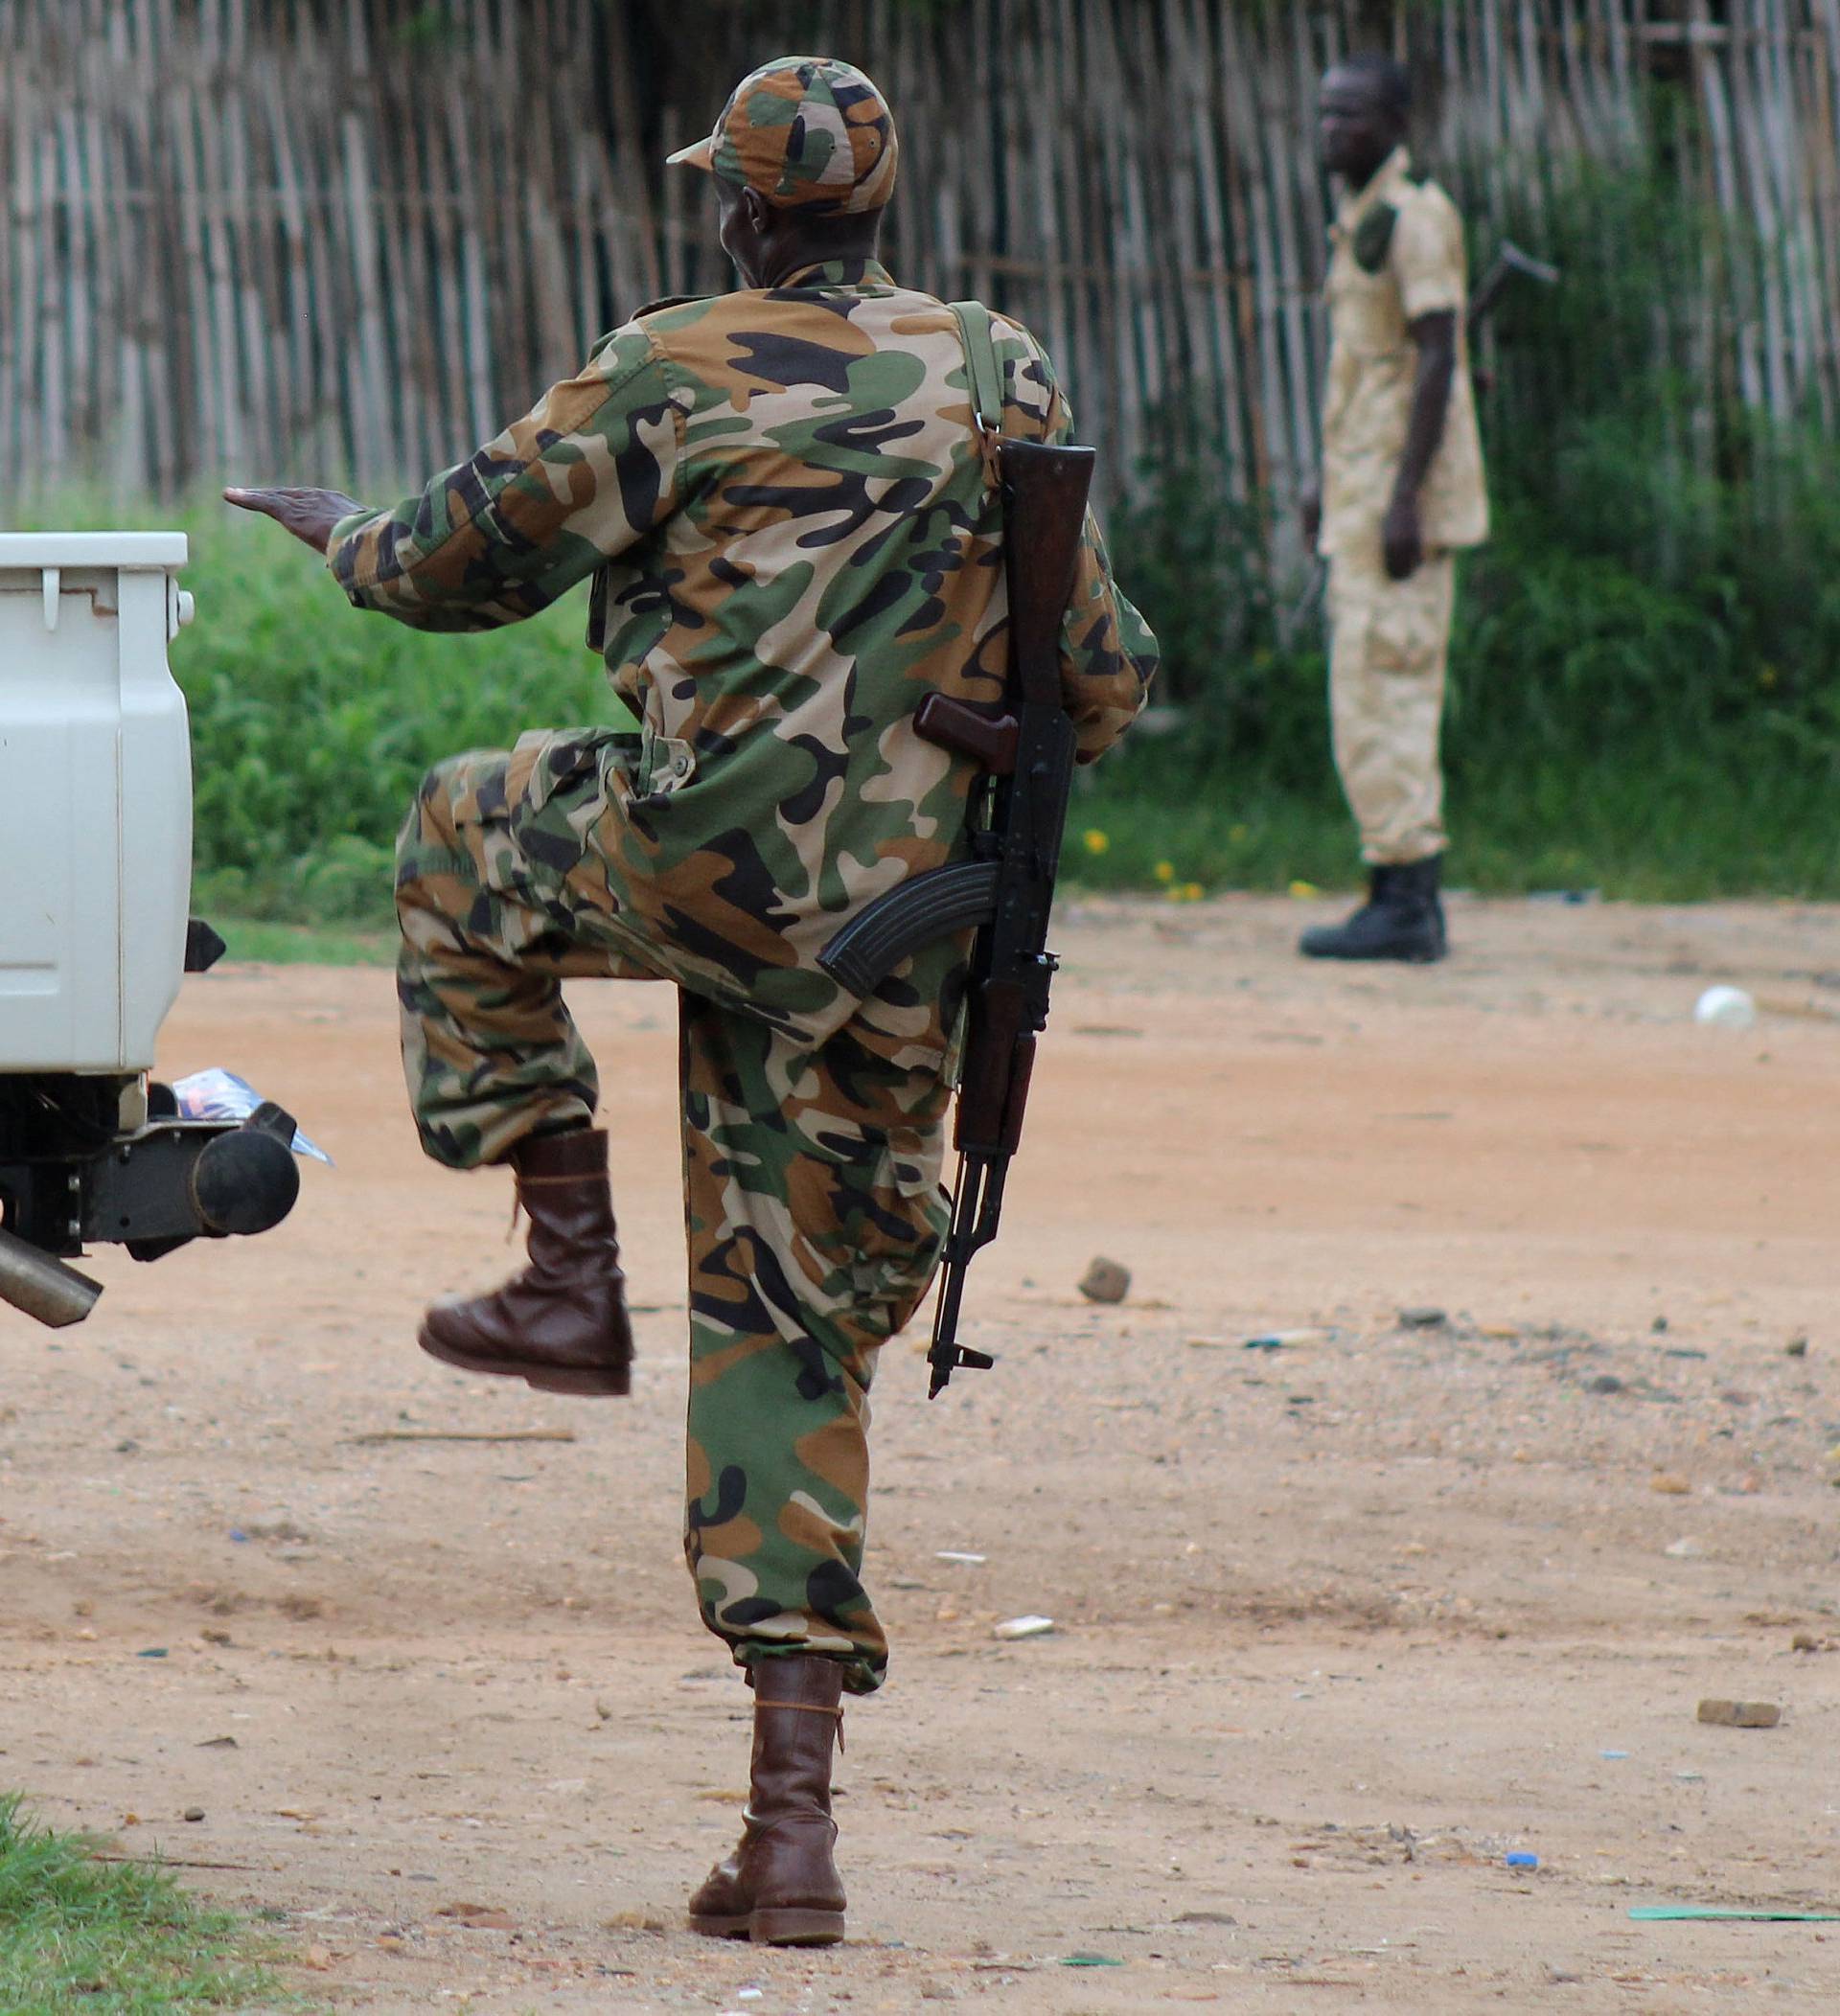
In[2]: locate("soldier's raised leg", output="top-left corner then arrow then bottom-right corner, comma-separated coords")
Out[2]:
678,991 -> 949,1944
395,741 -> 661,1392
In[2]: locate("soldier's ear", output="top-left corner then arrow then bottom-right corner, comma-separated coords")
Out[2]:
741,188 -> 775,240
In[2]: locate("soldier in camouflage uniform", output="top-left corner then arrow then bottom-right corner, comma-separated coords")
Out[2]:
1300,54 -> 1487,964
228,54 -> 1154,1946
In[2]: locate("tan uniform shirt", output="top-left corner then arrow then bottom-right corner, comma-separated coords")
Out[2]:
1319,148 -> 1488,558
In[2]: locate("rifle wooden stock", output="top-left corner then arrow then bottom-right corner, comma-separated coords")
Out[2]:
1003,447 -> 1095,707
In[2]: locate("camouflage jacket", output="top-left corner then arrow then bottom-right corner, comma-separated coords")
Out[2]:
329,257 -> 1157,1053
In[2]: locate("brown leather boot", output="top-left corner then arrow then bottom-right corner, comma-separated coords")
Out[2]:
417,1128 -> 632,1396
689,1656 -> 847,1946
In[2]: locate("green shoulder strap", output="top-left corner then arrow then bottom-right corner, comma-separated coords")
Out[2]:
949,300 -> 1006,472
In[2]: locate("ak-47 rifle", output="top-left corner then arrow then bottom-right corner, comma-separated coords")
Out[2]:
817,440 -> 1094,1396
1465,239 -> 1560,338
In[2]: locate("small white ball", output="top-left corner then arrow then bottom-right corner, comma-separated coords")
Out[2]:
1694,984 -> 1757,1030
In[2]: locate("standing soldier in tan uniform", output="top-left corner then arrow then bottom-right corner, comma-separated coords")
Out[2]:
229,56 -> 1154,1946
1300,54 -> 1487,963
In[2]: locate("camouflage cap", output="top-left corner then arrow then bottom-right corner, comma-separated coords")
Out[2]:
666,56 -> 898,215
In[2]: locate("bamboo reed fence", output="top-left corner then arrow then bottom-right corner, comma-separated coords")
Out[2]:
2,0 -> 1835,511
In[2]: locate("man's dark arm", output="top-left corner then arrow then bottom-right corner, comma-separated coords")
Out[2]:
230,328 -> 678,633
1381,308 -> 1456,581
223,486 -> 368,556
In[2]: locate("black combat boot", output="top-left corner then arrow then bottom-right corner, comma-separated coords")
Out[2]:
1299,855 -> 1446,963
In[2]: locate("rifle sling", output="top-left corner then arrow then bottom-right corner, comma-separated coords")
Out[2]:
949,299 -> 1006,484
950,300 -> 1078,713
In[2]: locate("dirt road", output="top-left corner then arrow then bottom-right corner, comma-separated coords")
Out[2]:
3,893 -> 1838,2012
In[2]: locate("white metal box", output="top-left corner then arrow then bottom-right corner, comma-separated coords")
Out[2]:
0,533 -> 195,1072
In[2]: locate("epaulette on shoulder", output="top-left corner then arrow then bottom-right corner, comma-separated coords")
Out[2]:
1352,201 -> 1398,274
586,295 -> 714,352
629,292 -> 714,322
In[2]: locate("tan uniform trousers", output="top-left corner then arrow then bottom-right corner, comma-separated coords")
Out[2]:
1326,545 -> 1456,867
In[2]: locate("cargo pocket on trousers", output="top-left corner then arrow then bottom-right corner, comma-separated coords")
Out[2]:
794,1122 -> 948,1344
465,730 -> 614,918
504,727 -> 614,818
1366,587 -> 1435,679
862,1124 -> 949,1336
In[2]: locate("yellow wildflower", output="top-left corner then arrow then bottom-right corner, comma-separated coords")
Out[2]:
1082,828 -> 1110,856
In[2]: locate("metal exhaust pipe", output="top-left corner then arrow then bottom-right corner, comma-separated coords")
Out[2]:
0,1226 -> 103,1328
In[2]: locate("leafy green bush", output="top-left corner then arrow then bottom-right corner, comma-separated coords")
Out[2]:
1090,133 -> 1840,901
1092,430 -> 1840,899
16,494 -> 634,928
182,515 -> 635,924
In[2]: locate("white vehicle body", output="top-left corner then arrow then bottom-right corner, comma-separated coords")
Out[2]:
0,532 -> 296,1326
0,532 -> 195,1070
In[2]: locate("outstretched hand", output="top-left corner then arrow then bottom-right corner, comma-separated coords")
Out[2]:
223,486 -> 368,557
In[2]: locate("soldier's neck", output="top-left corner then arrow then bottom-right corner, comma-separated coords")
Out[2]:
750,228 -> 885,290
1347,143 -> 1405,195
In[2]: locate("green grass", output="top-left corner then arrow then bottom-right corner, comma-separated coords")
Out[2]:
1068,738 -> 1840,904
213,919 -> 394,967
0,1797 -> 282,2013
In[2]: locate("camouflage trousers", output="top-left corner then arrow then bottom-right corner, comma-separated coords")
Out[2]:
1326,546 -> 1456,866
398,739 -> 954,1695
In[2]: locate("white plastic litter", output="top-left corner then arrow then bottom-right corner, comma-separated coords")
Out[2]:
935,1551 -> 987,1565
172,1068 -> 332,1164
994,1615 -> 1055,1640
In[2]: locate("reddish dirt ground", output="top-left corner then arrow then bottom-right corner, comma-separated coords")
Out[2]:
3,892 -> 1839,2012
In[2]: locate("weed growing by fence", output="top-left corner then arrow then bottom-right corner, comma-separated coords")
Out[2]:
1093,437 -> 1840,900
